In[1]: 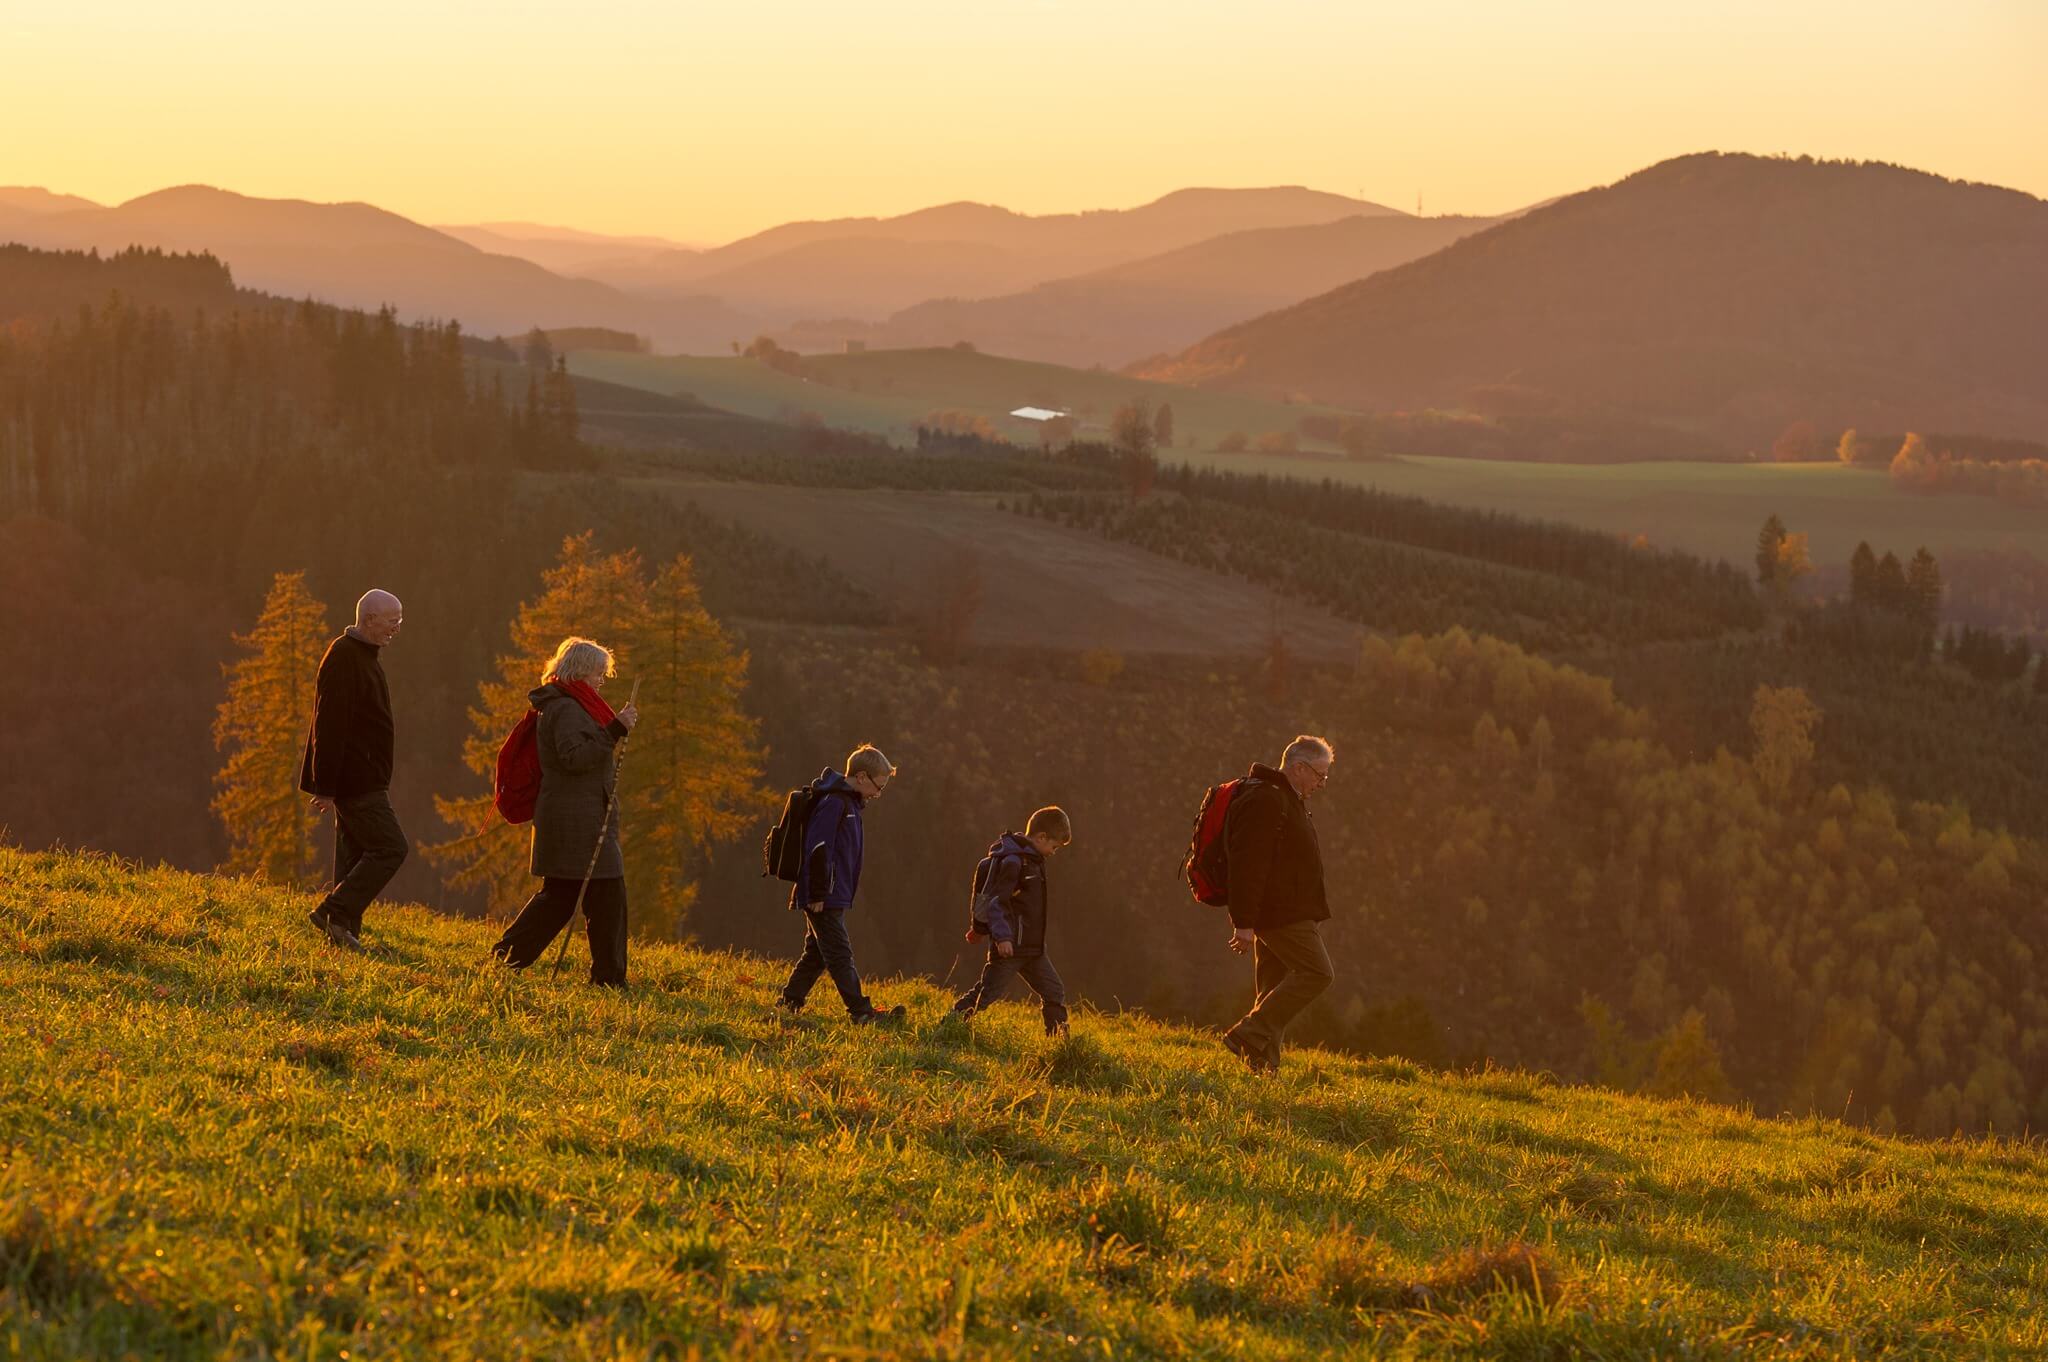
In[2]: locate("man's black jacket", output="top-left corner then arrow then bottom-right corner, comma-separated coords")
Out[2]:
1224,763 -> 1328,932
299,632 -> 395,798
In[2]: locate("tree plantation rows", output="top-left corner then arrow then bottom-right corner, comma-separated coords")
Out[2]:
1020,492 -> 1745,652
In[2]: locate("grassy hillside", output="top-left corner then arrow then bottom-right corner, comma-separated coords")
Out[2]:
5,846 -> 2046,1359
569,346 -> 1356,451
1186,450 -> 2048,567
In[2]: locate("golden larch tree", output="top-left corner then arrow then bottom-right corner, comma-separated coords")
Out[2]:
428,533 -> 648,905
619,552 -> 768,938
212,571 -> 328,885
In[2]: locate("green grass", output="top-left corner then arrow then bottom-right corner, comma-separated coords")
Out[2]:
567,346 -> 1359,453
5,845 -> 2047,1359
1183,451 -> 2048,568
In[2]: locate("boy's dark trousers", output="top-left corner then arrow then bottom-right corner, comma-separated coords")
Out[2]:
954,951 -> 1069,1033
781,906 -> 872,1015
492,876 -> 629,987
314,790 -> 408,936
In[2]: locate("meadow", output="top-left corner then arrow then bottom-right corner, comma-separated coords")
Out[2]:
566,346 -> 1361,453
1184,451 -> 2048,568
5,844 -> 2048,1360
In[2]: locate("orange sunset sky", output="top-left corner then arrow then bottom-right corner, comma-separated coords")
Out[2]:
7,0 -> 2045,244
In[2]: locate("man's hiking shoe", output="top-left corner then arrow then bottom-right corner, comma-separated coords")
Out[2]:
308,908 -> 362,953
1223,1029 -> 1275,1074
850,1005 -> 907,1026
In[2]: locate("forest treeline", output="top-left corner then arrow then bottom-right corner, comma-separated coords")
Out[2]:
8,243 -> 2048,1133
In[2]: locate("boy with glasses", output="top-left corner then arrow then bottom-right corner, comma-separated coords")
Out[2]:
777,744 -> 905,1023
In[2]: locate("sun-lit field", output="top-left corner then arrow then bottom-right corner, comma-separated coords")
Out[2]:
6,845 -> 2048,1360
1186,451 -> 2048,567
567,346 -> 1360,453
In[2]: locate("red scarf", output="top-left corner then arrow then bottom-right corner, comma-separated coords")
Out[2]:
550,676 -> 617,727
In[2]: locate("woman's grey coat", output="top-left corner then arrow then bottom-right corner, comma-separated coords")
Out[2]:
528,684 -> 627,880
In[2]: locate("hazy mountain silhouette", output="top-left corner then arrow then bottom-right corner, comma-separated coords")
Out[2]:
0,186 -> 750,350
1138,154 -> 2048,451
436,221 -> 701,275
784,213 -> 1498,366
584,187 -> 1403,321
0,187 -> 103,217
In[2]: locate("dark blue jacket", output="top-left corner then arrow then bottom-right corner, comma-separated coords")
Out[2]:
975,832 -> 1049,956
791,769 -> 865,911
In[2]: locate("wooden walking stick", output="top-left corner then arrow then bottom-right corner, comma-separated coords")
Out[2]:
553,679 -> 637,978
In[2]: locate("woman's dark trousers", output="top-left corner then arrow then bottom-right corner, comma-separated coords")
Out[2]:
492,876 -> 628,986
780,907 -> 872,1015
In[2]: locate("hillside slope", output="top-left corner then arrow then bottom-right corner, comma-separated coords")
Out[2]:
4,846 -> 2044,1359
1140,153 -> 2048,451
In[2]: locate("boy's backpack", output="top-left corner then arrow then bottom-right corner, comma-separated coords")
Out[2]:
492,710 -> 543,825
964,851 -> 1014,935
762,787 -> 820,881
1181,777 -> 1257,906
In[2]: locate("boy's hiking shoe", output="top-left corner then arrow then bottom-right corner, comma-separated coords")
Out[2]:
1222,1029 -> 1275,1074
308,908 -> 362,953
850,1005 -> 907,1026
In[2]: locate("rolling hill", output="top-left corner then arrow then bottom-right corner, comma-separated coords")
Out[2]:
1139,153 -> 2048,453
783,213 -> 1500,367
6,844 -> 2045,1358
0,186 -> 750,350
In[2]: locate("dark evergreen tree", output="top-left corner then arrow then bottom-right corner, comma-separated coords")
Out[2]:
1756,515 -> 1787,590
1849,541 -> 1878,605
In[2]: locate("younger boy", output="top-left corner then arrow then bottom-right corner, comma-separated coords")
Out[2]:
952,805 -> 1073,1035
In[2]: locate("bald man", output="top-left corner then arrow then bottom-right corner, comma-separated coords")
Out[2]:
299,589 -> 409,950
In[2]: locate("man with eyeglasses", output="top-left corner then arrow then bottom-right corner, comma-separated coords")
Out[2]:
1220,734 -> 1335,1073
776,744 -> 906,1023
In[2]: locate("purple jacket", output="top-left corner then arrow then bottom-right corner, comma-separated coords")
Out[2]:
790,769 -> 866,911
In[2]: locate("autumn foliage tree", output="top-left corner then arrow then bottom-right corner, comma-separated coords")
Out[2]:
429,534 -> 762,936
212,571 -> 328,886
619,554 -> 766,936
1110,401 -> 1157,498
428,534 -> 651,907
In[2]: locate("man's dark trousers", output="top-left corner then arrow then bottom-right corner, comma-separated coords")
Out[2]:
954,954 -> 1069,1033
315,791 -> 408,936
1229,921 -> 1333,1061
781,907 -> 871,1015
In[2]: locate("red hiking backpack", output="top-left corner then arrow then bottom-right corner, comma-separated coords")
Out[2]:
1182,776 -> 1256,906
493,710 -> 543,825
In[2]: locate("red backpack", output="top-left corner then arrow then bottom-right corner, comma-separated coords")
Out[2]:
493,710 -> 542,824
1181,776 -> 1256,905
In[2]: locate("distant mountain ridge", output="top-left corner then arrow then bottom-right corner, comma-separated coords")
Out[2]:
1,181 -> 1416,352
0,185 -> 749,349
779,213 -> 1500,367
1138,153 -> 2048,451
580,186 -> 1405,319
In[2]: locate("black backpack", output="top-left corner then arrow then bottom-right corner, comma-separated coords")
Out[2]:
762,787 -> 820,881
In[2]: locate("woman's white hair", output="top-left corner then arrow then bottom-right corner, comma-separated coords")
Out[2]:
543,637 -> 616,684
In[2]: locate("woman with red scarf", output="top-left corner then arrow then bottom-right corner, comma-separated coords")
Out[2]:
491,637 -> 640,986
